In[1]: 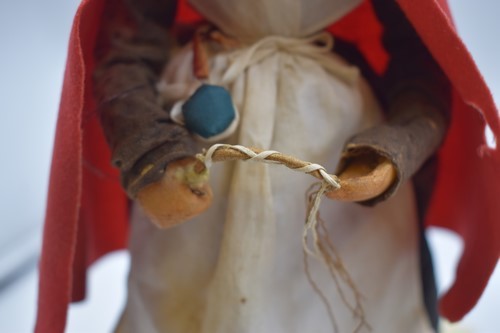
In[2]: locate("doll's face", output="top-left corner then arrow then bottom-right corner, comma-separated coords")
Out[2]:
188,0 -> 363,39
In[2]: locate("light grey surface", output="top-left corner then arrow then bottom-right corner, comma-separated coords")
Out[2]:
0,0 -> 80,266
0,252 -> 129,333
0,0 -> 498,332
450,0 -> 500,106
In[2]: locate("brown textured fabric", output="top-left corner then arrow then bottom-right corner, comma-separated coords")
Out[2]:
93,0 -> 197,197
94,0 -> 450,203
341,90 -> 448,205
339,0 -> 451,205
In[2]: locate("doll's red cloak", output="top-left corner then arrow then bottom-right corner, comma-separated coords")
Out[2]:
36,0 -> 500,332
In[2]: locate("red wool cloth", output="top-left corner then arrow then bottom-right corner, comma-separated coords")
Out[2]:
36,0 -> 500,332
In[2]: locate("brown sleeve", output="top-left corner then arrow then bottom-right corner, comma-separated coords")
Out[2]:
93,0 -> 197,198
340,0 -> 451,205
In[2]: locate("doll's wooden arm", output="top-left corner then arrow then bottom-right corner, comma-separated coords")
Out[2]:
93,0 -> 197,198
327,93 -> 447,203
325,152 -> 397,202
137,157 -> 213,228
334,0 -> 451,205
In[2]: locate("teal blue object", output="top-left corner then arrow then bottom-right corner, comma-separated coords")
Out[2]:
182,84 -> 236,139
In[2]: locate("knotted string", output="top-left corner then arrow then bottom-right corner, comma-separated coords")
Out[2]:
220,32 -> 359,86
199,144 -> 370,333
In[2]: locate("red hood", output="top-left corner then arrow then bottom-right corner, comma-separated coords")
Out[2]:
36,0 -> 500,332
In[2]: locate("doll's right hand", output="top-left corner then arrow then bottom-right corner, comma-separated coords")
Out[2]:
325,150 -> 396,202
136,157 -> 213,229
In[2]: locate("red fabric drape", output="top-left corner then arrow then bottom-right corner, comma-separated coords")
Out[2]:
36,0 -> 499,331
35,1 -> 128,332
396,0 -> 499,321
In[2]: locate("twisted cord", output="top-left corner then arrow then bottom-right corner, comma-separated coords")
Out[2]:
198,144 -> 340,189
197,143 -> 369,332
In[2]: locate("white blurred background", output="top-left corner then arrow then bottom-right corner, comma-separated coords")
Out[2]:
0,0 -> 498,332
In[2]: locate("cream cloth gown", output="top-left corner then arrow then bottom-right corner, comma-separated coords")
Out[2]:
116,0 -> 434,332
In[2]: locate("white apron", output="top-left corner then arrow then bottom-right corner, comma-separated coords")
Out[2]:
116,0 -> 434,332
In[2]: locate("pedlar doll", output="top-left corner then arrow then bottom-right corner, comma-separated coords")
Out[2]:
36,0 -> 500,332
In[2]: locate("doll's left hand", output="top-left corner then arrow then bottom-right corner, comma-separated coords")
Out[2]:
326,151 -> 397,202
136,157 -> 213,228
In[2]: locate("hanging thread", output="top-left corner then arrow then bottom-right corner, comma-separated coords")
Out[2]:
197,143 -> 370,333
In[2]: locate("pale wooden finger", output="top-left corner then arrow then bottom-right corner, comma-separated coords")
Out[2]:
326,160 -> 397,202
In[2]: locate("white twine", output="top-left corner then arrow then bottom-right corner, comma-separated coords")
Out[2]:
199,143 -> 341,189
302,181 -> 370,333
302,182 -> 330,259
220,32 -> 359,86
198,143 -> 368,332
199,143 -> 340,255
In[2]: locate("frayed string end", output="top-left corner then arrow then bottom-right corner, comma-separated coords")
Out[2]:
303,182 -> 371,333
